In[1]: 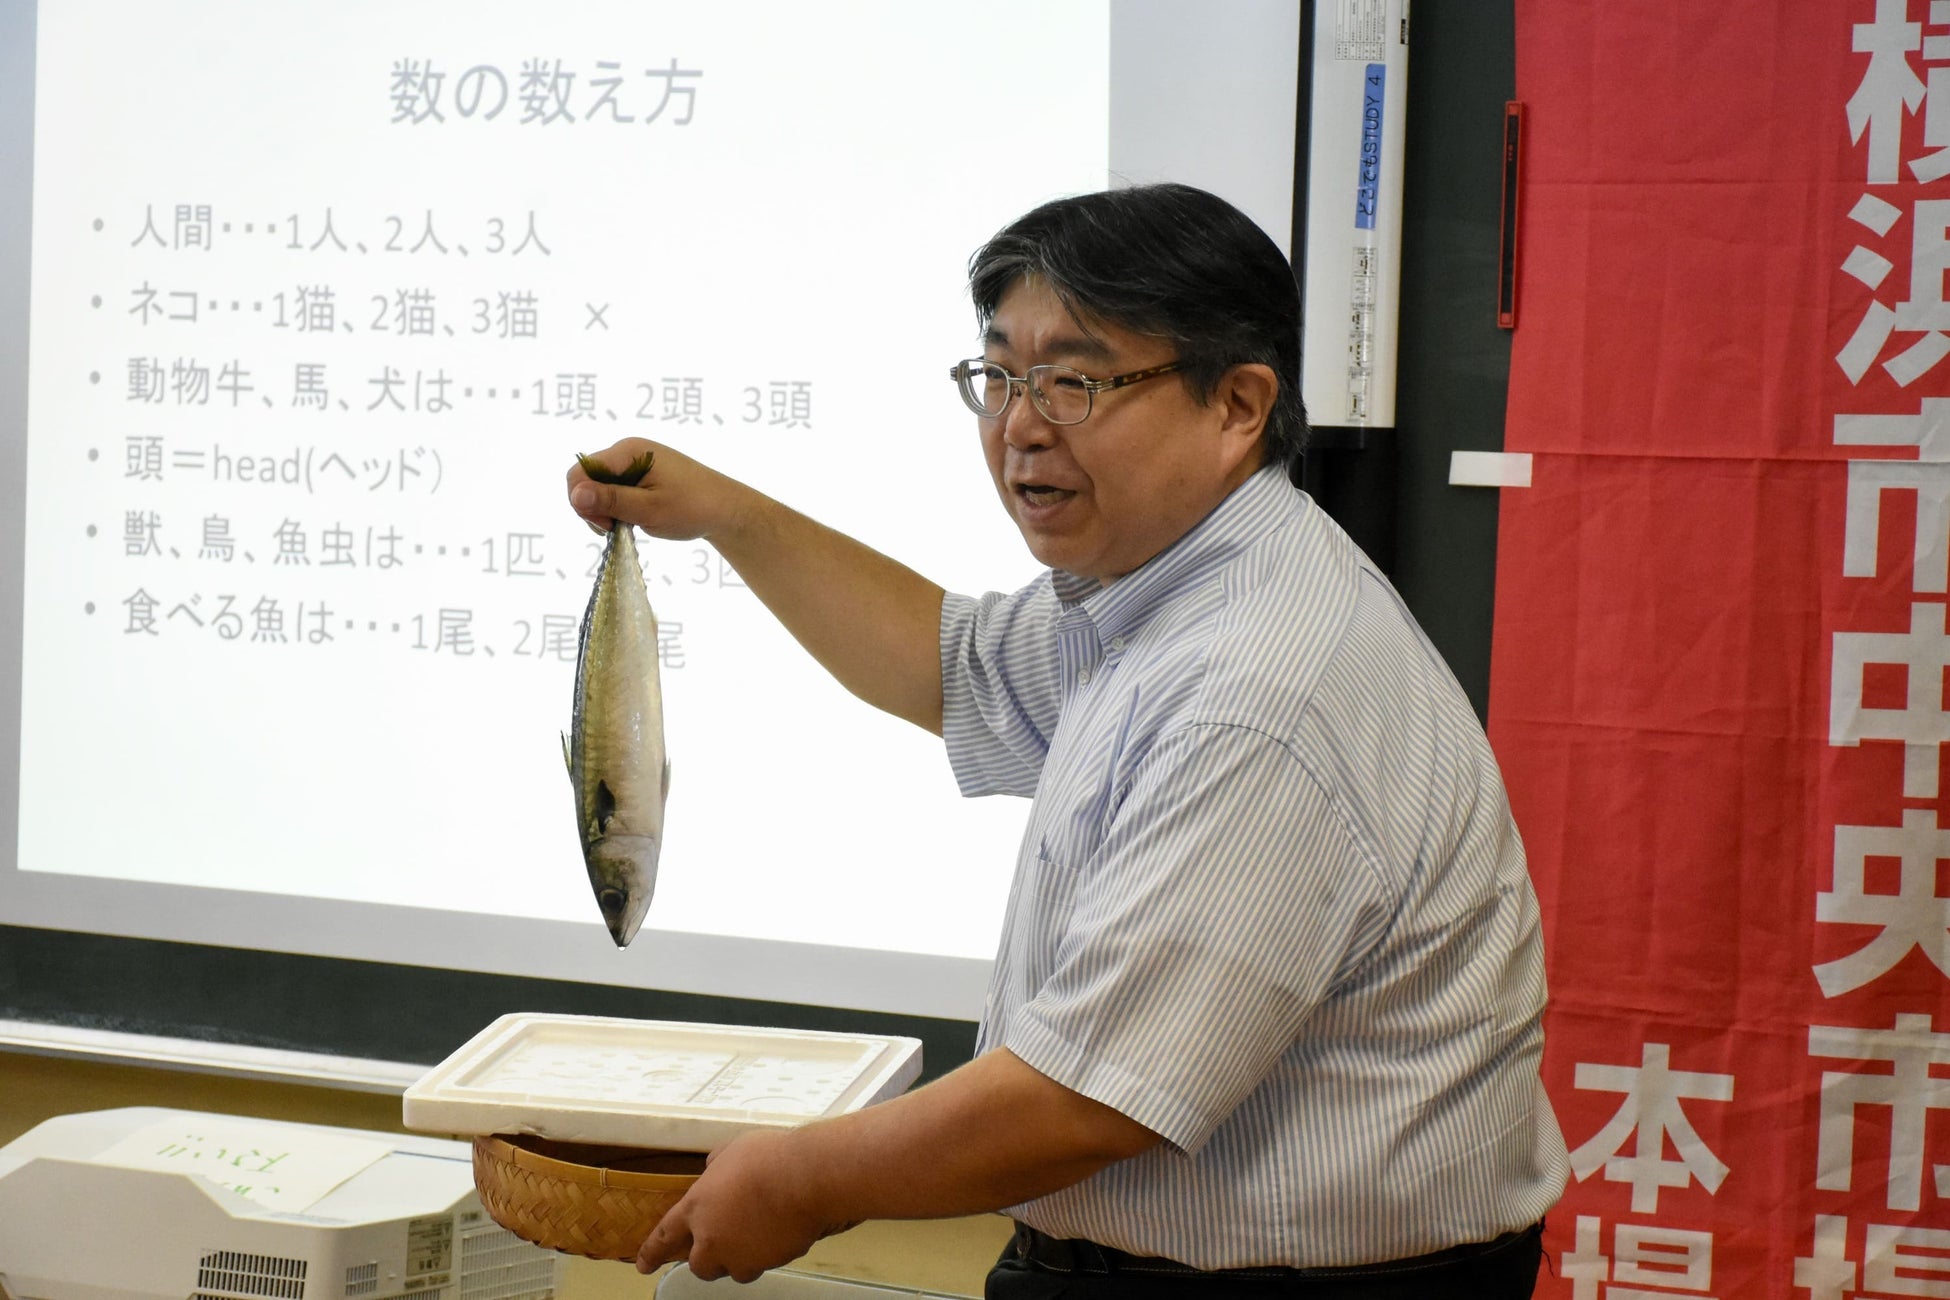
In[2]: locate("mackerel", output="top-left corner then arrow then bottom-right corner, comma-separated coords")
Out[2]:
564,450 -> 670,947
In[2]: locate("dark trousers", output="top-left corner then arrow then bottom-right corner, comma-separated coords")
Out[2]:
986,1221 -> 1544,1299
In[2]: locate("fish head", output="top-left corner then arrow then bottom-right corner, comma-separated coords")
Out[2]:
582,833 -> 660,947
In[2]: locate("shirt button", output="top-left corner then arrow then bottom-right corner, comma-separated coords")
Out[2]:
1110,636 -> 1126,652
1079,668 -> 1092,684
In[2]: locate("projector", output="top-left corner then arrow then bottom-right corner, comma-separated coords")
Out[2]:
0,1107 -> 562,1300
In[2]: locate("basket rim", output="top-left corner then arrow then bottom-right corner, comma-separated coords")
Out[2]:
475,1133 -> 705,1192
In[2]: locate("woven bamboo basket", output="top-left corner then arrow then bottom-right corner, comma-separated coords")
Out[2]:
472,1133 -> 707,1262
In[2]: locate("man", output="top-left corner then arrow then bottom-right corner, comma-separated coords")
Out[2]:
567,183 -> 1568,1296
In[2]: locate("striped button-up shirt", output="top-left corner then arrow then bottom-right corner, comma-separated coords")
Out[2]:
940,467 -> 1568,1269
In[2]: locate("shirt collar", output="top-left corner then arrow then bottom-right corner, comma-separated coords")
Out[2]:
1051,466 -> 1298,640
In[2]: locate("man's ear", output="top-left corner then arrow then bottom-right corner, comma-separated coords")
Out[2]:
1215,362 -> 1280,470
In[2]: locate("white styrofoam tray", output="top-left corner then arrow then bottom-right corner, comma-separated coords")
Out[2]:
402,1013 -> 924,1152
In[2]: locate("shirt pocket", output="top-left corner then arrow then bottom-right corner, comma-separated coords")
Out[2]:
1032,830 -> 1083,879
1029,771 -> 1111,874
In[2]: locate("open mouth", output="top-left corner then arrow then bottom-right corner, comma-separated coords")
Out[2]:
1015,483 -> 1076,507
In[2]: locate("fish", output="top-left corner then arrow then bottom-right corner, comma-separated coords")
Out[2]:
563,449 -> 671,947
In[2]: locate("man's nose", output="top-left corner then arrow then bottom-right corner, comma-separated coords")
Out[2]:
1000,386 -> 1057,448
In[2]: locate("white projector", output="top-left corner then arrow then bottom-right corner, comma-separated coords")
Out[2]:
0,1106 -> 562,1300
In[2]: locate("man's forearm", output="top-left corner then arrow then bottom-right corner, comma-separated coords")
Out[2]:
788,1047 -> 1162,1223
568,441 -> 949,735
709,492 -> 947,735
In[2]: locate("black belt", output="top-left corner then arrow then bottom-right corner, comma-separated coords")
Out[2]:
1008,1221 -> 1541,1280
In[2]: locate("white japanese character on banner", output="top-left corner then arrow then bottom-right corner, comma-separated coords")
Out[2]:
1914,0 -> 1950,182
1810,1014 -> 1950,1212
1838,400 -> 1950,591
1795,1213 -> 1950,1299
1830,602 -> 1950,799
1795,1216 -> 1857,1300
1818,810 -> 1950,995
1849,0 -> 1927,184
1563,1216 -> 1717,1300
1837,195 -> 1950,387
1838,4 -> 1950,386
1568,1043 -> 1735,1213
1838,195 -> 1908,383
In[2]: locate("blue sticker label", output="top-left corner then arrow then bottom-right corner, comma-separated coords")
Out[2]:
1356,63 -> 1384,231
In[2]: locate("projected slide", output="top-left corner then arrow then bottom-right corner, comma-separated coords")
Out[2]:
3,1 -> 1299,1019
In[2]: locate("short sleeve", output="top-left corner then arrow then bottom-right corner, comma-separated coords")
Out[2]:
940,586 -> 1064,798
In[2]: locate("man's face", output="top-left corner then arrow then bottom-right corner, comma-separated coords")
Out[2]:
978,276 -> 1265,585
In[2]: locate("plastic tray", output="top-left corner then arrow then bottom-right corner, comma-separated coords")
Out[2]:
402,1013 -> 924,1152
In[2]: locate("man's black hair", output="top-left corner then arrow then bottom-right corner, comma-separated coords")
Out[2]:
967,182 -> 1308,477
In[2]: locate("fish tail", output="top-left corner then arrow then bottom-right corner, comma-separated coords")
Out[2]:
576,449 -> 656,488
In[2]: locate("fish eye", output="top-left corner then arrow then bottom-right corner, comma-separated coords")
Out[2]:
597,888 -> 626,914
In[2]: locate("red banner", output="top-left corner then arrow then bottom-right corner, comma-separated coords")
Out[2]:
1495,3 -> 1950,1295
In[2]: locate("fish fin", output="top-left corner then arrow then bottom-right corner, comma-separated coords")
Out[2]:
594,779 -> 616,834
662,759 -> 673,803
576,449 -> 656,489
617,449 -> 656,487
560,731 -> 572,774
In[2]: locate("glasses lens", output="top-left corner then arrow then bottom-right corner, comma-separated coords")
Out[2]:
958,360 -> 1010,417
1028,366 -> 1090,425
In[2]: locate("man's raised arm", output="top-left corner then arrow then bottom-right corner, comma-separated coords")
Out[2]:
567,438 -> 948,735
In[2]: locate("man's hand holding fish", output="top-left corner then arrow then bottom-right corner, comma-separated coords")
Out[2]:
566,439 -> 751,545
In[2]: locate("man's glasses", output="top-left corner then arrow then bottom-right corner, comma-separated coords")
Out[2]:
948,358 -> 1183,426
